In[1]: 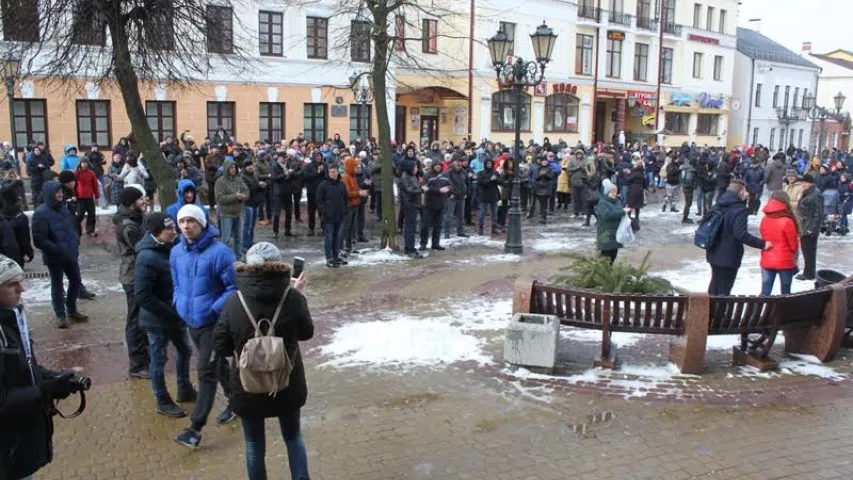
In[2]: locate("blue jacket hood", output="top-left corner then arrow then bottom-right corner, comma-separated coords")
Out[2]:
175,179 -> 198,207
42,181 -> 63,209
64,144 -> 78,155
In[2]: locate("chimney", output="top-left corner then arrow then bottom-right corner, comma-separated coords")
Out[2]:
802,41 -> 812,54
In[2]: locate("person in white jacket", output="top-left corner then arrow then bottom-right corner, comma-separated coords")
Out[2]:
120,154 -> 149,187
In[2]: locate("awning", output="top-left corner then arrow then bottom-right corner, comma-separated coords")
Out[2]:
396,86 -> 468,101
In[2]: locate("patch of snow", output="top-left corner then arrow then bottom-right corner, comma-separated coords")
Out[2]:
450,254 -> 521,265
23,279 -> 123,306
656,254 -> 815,296
530,232 -> 582,252
441,235 -> 505,249
345,248 -> 410,266
671,226 -> 696,236
729,358 -> 847,380
559,327 -> 648,348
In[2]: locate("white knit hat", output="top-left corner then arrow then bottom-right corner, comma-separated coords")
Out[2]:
245,242 -> 282,267
0,254 -> 23,285
602,179 -> 617,194
177,204 -> 207,228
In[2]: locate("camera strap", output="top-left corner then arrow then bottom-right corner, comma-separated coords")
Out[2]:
12,307 -> 35,385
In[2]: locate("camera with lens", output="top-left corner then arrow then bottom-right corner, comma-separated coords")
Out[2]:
51,373 -> 92,419
69,375 -> 92,393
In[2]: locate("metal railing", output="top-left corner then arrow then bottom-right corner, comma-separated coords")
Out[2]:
663,22 -> 682,35
636,16 -> 658,31
609,11 -> 632,25
578,4 -> 602,22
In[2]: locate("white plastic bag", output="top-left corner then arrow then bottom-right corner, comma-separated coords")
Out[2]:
615,215 -> 635,245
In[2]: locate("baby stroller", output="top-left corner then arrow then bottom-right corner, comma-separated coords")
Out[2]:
821,188 -> 847,236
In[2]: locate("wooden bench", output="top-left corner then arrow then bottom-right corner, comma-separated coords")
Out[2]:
513,279 -> 850,374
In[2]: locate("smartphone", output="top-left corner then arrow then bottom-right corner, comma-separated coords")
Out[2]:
292,256 -> 305,279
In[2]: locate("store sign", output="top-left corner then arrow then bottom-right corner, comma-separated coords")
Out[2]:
642,114 -> 656,127
698,92 -> 725,109
552,83 -> 578,95
671,92 -> 692,107
607,31 -> 625,40
688,34 -> 720,45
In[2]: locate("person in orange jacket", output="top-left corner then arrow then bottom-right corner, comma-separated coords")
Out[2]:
339,156 -> 368,257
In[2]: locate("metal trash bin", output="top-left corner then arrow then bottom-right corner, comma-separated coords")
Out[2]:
815,269 -> 848,289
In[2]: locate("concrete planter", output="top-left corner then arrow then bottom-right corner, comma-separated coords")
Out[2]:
503,313 -> 560,371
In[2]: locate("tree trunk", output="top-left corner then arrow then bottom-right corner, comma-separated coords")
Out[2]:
108,20 -> 176,208
371,7 -> 398,250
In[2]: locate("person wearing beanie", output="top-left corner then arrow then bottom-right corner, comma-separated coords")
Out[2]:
595,178 -> 628,264
0,185 -> 32,266
171,201 -> 237,448
114,185 -> 150,379
31,181 -> 89,328
214,158 -> 249,256
212,242 -> 312,479
135,211 -> 195,418
796,173 -> 824,281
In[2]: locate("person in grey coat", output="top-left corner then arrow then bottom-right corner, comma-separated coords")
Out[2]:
764,152 -> 787,193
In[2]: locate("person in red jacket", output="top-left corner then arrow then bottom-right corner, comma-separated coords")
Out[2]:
759,190 -> 800,295
75,158 -> 101,236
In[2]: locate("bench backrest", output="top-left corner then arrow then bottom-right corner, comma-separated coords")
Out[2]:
707,290 -> 831,335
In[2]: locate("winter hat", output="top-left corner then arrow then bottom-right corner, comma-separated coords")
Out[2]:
0,186 -> 17,204
602,179 -> 617,194
145,212 -> 175,236
120,185 -> 145,207
177,204 -> 207,228
802,173 -> 815,184
58,170 -> 76,184
245,242 -> 282,267
0,254 -> 23,285
785,169 -> 799,177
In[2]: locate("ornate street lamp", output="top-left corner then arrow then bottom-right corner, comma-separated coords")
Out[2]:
1,54 -> 19,173
348,70 -> 373,143
487,21 -> 557,254
834,91 -> 846,114
804,92 -> 848,153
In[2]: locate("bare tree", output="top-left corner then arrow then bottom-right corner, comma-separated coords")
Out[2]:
0,0 -> 250,205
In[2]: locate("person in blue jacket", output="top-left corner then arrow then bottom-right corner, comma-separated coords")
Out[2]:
31,181 -> 89,329
165,179 -> 209,236
170,203 -> 236,449
59,144 -> 81,171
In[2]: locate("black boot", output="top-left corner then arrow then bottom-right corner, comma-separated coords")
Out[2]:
157,396 -> 187,418
176,385 -> 198,403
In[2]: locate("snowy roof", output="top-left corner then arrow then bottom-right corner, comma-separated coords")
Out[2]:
810,53 -> 853,71
736,28 -> 820,70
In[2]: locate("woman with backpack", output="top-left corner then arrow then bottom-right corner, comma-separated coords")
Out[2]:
213,242 -> 311,480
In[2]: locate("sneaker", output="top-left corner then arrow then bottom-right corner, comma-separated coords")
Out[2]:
55,316 -> 68,329
357,236 -> 368,243
129,368 -> 150,379
79,291 -> 96,300
670,207 -> 678,213
661,204 -> 667,212
307,230 -> 315,236
284,232 -> 294,237
478,227 -> 484,235
431,246 -> 446,251
174,428 -> 201,449
326,261 -> 340,268
68,311 -> 89,322
176,386 -> 198,403
334,258 -> 349,266
216,407 -> 237,425
157,398 -> 187,418
444,233 -> 450,240
681,218 -> 695,225
407,251 -> 424,259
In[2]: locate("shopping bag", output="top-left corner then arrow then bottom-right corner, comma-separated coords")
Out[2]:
615,215 -> 635,245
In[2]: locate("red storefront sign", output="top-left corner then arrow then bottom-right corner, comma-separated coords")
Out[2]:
628,91 -> 655,101
552,83 -> 578,95
688,33 -> 720,45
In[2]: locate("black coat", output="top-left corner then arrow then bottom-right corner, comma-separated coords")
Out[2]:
315,176 -> 348,223
533,165 -> 555,197
134,234 -> 184,330
477,167 -> 501,203
240,170 -> 264,207
0,307 -> 58,479
798,185 -> 825,237
0,199 -> 32,267
706,190 -> 765,269
213,262 -> 313,419
302,159 -> 326,195
28,153 -> 54,189
423,172 -> 452,210
626,168 -> 645,208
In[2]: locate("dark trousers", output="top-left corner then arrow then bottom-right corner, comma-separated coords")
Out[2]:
403,203 -> 419,252
272,194 -> 293,235
122,284 -> 149,372
258,187 -> 271,221
292,187 -> 302,221
188,325 -> 232,431
207,180 -> 217,210
356,202 -> 366,239
444,198 -> 464,235
538,195 -> 549,222
801,234 -> 819,279
708,266 -> 739,295
600,249 -> 618,264
498,199 -> 509,226
549,185 -> 557,212
420,206 -> 443,248
323,221 -> 341,261
521,186 -> 530,212
747,192 -> 761,215
682,188 -> 694,221
572,186 -> 586,216
373,191 -> 383,220
77,198 -> 96,234
46,258 -> 81,318
702,190 -> 715,217
465,183 -> 479,224
306,192 -> 318,232
338,207 -> 357,253
31,181 -> 43,207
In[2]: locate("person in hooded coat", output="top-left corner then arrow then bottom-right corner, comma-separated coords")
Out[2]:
759,191 -> 800,295
59,144 -> 81,171
74,157 -> 100,236
302,151 -> 326,236
214,159 -> 249,257
398,158 -> 424,258
339,157 -> 367,257
165,179 -> 209,236
0,186 -> 32,267
477,158 -> 501,235
28,145 -> 54,207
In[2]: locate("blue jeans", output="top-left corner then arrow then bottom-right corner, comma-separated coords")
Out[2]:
242,205 -> 258,251
219,215 -> 242,258
478,201 -> 498,230
46,258 -> 81,318
645,171 -> 655,188
619,185 -> 628,206
323,221 -> 341,261
146,327 -> 192,399
760,268 -> 796,296
444,198 -> 464,235
241,409 -> 309,480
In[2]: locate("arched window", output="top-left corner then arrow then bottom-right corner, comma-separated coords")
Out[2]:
491,90 -> 531,132
544,94 -> 579,133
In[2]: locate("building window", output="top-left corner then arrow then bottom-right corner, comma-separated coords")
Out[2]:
772,85 -> 779,108
793,87 -> 800,110
544,94 -> 579,133
692,52 -> 703,79
802,88 -> 808,108
206,6 -> 233,54
306,17 -> 328,59
780,128 -> 786,146
798,129 -> 804,148
145,9 -> 175,51
394,16 -> 405,52
606,38 -> 622,78
661,47 -> 673,84
693,3 -> 702,28
697,114 -> 718,135
719,9 -> 727,33
351,20 -> 371,62
665,112 -> 688,134
634,43 -> 649,81
576,34 -> 594,75
2,0 -> 39,41
207,101 -> 235,139
422,19 -> 437,54
71,3 -> 106,46
350,104 -> 371,142
12,99 -> 47,149
713,55 -> 723,81
499,22 -> 515,56
259,102 -> 285,143
769,128 -> 776,150
706,6 -> 714,31
76,100 -> 111,149
303,103 -> 327,144
752,127 -> 759,146
259,11 -> 283,56
783,85 -> 790,109
662,0 -> 676,25
637,0 -> 652,24
491,91 -> 531,132
755,83 -> 762,107
145,101 -> 176,143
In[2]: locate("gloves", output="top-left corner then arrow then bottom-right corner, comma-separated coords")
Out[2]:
39,372 -> 74,400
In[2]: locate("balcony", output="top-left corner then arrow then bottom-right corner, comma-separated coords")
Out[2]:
636,16 -> 658,31
578,4 -> 602,22
663,22 -> 682,36
609,11 -> 632,26
777,106 -> 806,124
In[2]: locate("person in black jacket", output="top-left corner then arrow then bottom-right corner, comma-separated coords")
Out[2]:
444,158 -> 469,238
240,162 -> 264,251
477,159 -> 500,236
0,186 -> 30,267
626,160 -> 646,222
302,151 -> 326,236
134,213 -> 195,418
28,145 -> 54,207
213,243 -> 312,480
706,180 -> 770,295
420,163 -> 452,250
796,174 -> 824,281
316,164 -> 348,267
286,153 -> 305,224
696,155 -> 717,217
533,157 -> 555,224
399,159 -> 425,258
0,255 -> 80,480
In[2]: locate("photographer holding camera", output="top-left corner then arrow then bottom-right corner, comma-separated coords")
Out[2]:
0,254 -> 85,479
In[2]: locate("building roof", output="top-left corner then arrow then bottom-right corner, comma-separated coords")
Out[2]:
736,27 -> 820,70
810,53 -> 853,71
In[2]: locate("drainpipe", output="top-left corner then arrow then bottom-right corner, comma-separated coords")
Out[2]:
467,0 -> 475,139
591,0 -> 602,145
745,57 -> 755,145
654,0 -> 664,145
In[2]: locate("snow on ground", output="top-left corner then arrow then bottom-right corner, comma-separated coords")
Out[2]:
441,235 -> 505,249
449,254 -> 521,265
560,327 -> 647,348
531,231 -> 583,252
23,278 -> 124,306
345,248 -> 410,266
729,354 -> 848,381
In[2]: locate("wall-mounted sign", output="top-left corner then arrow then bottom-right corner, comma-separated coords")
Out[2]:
671,92 -> 692,107
331,105 -> 348,117
688,33 -> 720,45
697,92 -> 725,109
607,31 -> 626,40
642,114 -> 656,127
411,107 -> 420,127
534,82 -> 548,97
552,83 -> 578,95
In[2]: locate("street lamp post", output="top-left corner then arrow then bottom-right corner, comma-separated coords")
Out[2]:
804,91 -> 847,154
487,22 -> 557,254
1,55 -> 19,174
349,70 -> 374,141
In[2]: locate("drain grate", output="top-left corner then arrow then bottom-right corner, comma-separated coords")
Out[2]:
23,271 -> 50,280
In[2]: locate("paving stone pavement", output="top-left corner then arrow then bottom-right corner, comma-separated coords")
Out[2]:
23,206 -> 853,479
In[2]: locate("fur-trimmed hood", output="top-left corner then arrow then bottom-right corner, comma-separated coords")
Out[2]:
234,261 -> 292,301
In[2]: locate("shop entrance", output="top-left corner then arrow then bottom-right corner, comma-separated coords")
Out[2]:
420,115 -> 439,147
